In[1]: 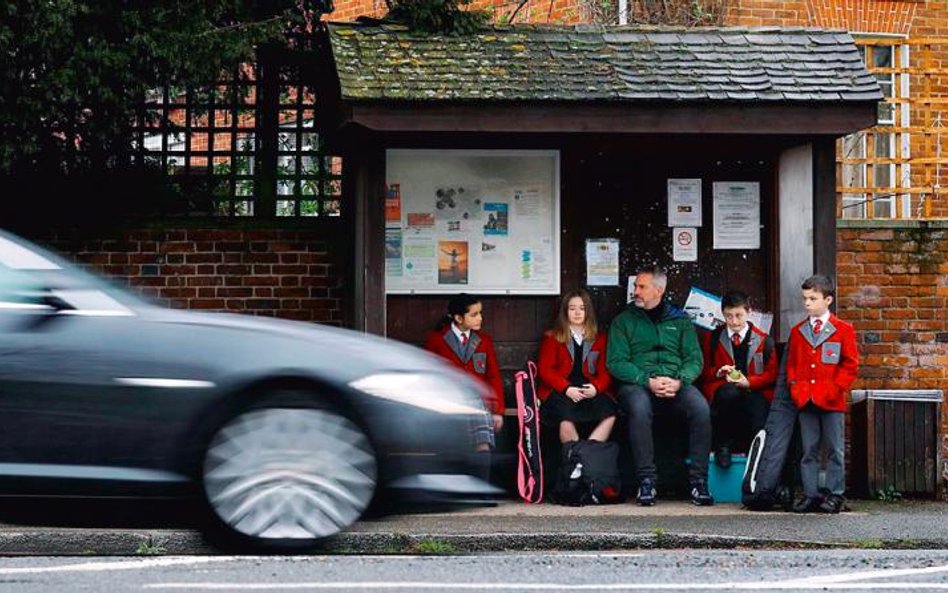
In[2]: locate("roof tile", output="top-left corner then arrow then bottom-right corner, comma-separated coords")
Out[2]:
328,23 -> 882,103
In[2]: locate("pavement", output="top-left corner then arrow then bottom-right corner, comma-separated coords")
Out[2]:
1,499 -> 947,556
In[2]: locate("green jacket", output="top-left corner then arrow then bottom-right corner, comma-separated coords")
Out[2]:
606,301 -> 703,387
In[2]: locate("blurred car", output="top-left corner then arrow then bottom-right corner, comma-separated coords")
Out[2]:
0,229 -> 497,551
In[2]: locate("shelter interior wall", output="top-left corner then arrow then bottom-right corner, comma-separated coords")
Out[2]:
386,135 -> 781,409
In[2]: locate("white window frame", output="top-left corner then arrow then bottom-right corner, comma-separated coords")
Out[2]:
841,34 -> 911,219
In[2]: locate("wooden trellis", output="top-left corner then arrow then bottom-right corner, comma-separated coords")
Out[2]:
838,37 -> 948,219
133,42 -> 342,218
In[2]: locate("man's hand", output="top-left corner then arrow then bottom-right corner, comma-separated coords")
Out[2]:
565,386 -> 585,403
492,414 -> 504,433
649,376 -> 680,398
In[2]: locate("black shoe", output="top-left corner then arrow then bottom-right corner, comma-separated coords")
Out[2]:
636,478 -> 657,506
819,494 -> 845,514
792,496 -> 823,513
690,479 -> 714,506
715,445 -> 732,469
776,485 -> 794,512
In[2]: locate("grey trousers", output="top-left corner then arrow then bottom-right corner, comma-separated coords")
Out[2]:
618,383 -> 711,482
799,405 -> 845,497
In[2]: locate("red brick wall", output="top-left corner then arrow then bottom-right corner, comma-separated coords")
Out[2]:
43,226 -> 348,325
837,221 -> 948,495
329,0 -> 589,25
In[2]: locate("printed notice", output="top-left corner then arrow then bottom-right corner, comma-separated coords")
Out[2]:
684,287 -> 725,331
668,178 -> 702,227
520,238 -> 553,284
513,186 -> 542,221
585,238 -> 620,286
402,236 -> 437,284
713,182 -> 760,249
438,240 -> 469,285
385,229 -> 402,277
672,227 -> 698,262
748,311 -> 774,335
385,184 -> 401,228
406,212 -> 435,231
483,202 -> 509,236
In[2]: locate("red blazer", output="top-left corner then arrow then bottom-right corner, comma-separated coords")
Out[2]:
699,323 -> 778,403
536,332 -> 612,401
423,327 -> 504,415
786,314 -> 859,412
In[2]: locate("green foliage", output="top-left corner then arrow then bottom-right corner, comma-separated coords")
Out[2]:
0,0 -> 304,176
876,485 -> 904,503
410,538 -> 457,555
135,540 -> 167,555
384,0 -> 489,35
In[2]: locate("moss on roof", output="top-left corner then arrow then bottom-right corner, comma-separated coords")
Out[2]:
327,23 -> 882,103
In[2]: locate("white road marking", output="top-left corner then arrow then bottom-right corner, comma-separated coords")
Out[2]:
143,581 -> 948,590
143,563 -> 948,590
0,557 -> 237,575
783,563 -> 948,585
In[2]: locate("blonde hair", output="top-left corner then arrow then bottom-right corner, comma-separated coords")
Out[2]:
552,289 -> 598,343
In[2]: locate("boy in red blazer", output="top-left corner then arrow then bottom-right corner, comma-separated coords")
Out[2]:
424,293 -> 504,451
786,275 -> 859,513
699,291 -> 777,469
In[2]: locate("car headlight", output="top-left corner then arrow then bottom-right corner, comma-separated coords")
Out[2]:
349,372 -> 487,415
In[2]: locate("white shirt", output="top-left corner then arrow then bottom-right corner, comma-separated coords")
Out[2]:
570,329 -> 584,346
451,323 -> 471,345
810,311 -> 830,331
728,325 -> 749,343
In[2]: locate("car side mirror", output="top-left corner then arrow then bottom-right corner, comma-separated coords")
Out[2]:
37,289 -> 74,313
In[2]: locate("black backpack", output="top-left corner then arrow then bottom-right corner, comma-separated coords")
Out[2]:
551,440 -> 623,506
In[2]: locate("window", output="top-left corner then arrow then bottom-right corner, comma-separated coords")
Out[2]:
840,38 -> 910,219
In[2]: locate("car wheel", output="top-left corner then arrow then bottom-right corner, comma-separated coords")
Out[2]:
200,396 -> 377,552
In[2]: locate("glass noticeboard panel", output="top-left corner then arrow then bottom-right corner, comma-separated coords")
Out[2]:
385,149 -> 561,295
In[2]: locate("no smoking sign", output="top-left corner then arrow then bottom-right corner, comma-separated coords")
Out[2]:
673,227 -> 698,262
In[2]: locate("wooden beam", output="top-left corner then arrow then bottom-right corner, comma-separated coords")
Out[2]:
344,102 -> 879,136
349,138 -> 386,336
813,137 -> 837,281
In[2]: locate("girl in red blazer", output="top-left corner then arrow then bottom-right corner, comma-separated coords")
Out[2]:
424,294 -> 505,446
698,291 -> 777,469
537,289 -> 615,444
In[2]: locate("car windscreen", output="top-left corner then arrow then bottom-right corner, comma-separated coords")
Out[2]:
0,232 -> 145,312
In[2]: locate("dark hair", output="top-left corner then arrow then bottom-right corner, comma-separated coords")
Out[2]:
801,275 -> 835,299
436,293 -> 481,329
721,290 -> 750,311
552,289 -> 598,343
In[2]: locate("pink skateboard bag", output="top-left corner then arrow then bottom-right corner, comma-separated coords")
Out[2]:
515,361 -> 543,503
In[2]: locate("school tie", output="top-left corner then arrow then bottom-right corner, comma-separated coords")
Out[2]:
812,319 -> 823,336
460,333 -> 468,347
731,332 -> 742,348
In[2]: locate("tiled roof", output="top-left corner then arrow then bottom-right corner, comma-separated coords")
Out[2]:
327,23 -> 882,102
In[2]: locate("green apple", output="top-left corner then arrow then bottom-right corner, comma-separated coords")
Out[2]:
728,369 -> 742,381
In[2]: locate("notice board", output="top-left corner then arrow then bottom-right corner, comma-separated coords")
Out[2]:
385,150 -> 561,295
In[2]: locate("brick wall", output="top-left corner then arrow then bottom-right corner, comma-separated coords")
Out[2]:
724,0 -> 948,218
42,226 -> 348,325
837,220 -> 948,496
329,0 -> 591,26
